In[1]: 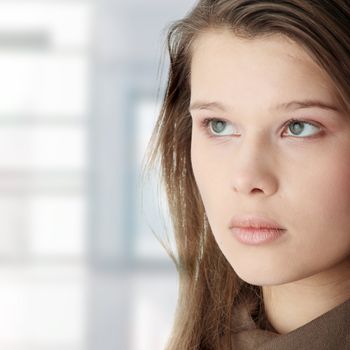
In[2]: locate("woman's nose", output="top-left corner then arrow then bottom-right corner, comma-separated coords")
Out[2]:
230,137 -> 278,196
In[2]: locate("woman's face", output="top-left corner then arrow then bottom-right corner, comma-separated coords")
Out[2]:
190,29 -> 350,286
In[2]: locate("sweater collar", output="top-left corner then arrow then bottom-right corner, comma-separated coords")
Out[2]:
233,297 -> 350,349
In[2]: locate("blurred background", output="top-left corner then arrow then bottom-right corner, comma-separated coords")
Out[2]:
0,0 -> 196,349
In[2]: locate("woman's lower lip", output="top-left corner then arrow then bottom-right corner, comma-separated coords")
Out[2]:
231,227 -> 286,245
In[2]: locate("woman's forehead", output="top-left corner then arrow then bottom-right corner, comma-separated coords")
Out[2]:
189,29 -> 341,110
191,29 -> 317,75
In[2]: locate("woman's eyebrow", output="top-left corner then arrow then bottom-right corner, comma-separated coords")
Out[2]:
189,99 -> 340,113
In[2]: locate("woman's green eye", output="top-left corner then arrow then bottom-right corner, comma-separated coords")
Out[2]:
200,118 -> 235,137
285,120 -> 320,137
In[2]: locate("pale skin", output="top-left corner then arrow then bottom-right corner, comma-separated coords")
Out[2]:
189,28 -> 350,335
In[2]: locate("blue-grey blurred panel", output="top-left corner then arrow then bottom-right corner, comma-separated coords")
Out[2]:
88,0 -> 197,265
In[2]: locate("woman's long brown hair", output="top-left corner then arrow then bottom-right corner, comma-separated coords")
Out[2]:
142,1 -> 350,349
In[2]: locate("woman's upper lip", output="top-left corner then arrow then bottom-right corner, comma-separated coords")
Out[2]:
229,214 -> 285,230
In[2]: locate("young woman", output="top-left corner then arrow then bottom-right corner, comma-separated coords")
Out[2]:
143,1 -> 350,349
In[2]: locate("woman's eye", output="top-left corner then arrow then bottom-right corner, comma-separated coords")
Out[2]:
282,119 -> 321,138
199,118 -> 322,139
200,118 -> 236,137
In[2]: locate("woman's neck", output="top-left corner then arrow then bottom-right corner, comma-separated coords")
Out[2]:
262,257 -> 350,334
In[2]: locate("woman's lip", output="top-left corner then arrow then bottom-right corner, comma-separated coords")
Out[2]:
230,227 -> 286,245
228,214 -> 285,230
233,226 -> 283,230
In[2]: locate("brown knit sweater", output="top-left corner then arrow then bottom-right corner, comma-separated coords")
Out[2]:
232,298 -> 350,349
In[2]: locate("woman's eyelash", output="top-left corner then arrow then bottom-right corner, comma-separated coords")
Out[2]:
199,117 -> 322,139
